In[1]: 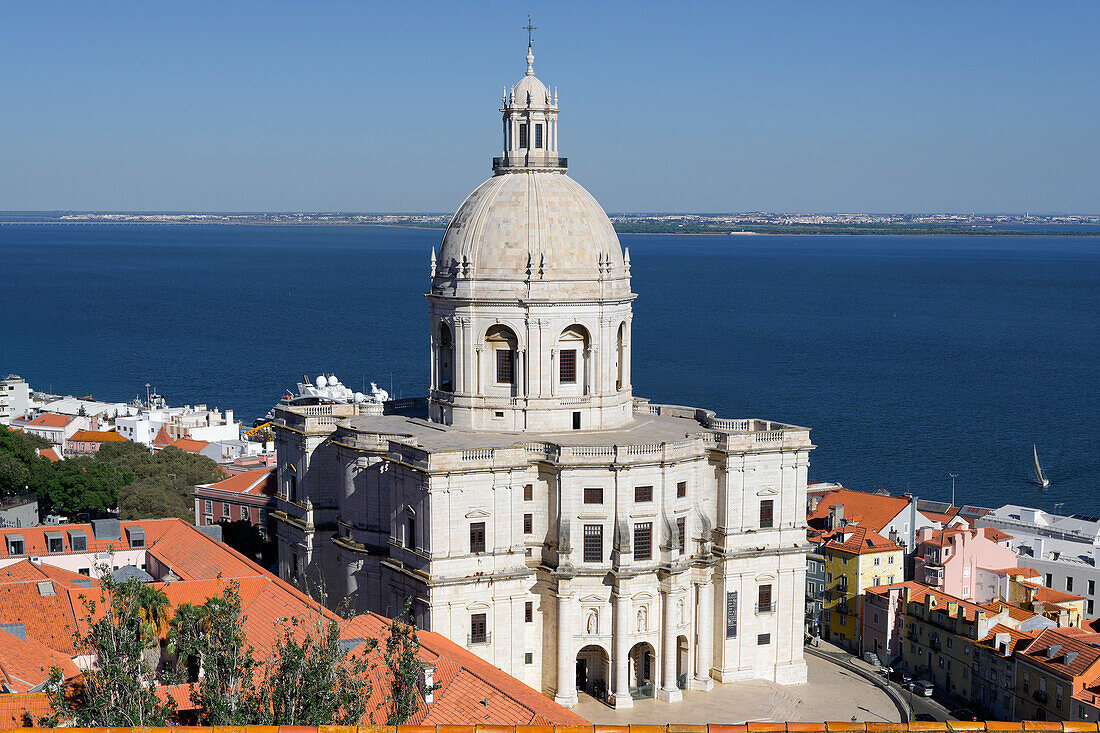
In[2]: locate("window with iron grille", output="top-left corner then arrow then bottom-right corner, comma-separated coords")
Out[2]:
525,601 -> 533,623
726,591 -> 738,638
584,524 -> 603,563
524,652 -> 534,664
523,513 -> 533,534
635,485 -> 653,503
583,487 -> 603,504
757,633 -> 771,645
759,499 -> 774,528
634,522 -> 652,560
677,481 -> 687,498
535,123 -> 543,149
758,584 -> 773,612
677,517 -> 686,554
470,613 -> 487,644
495,349 -> 515,384
470,522 -> 486,553
559,349 -> 577,383
518,124 -> 528,149
523,484 -> 533,501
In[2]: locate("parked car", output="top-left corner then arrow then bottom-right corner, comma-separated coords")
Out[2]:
914,714 -> 937,722
909,679 -> 934,696
951,708 -> 979,721
893,669 -> 913,685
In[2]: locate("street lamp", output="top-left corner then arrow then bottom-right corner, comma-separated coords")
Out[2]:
948,473 -> 959,507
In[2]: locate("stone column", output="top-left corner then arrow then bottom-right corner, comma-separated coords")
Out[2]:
693,580 -> 715,689
517,348 -> 526,397
611,590 -> 633,708
554,588 -> 577,707
658,588 -> 683,702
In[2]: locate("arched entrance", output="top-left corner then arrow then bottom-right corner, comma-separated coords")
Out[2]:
575,644 -> 609,702
628,641 -> 656,699
676,634 -> 689,689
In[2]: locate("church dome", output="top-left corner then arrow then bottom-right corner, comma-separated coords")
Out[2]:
435,171 -> 628,298
511,74 -> 549,106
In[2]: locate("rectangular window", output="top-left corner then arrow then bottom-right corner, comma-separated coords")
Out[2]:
495,349 -> 515,384
69,532 -> 87,552
288,474 -> 297,503
559,349 -> 576,383
204,499 -> 213,514
524,652 -> 534,664
726,591 -> 738,638
1046,573 -> 1053,587
523,484 -> 533,501
888,555 -> 895,564
873,556 -> 880,566
757,633 -> 771,645
635,485 -> 653,503
583,524 -> 603,563
8,538 -> 25,556
1089,600 -> 1095,616
677,481 -> 687,498
406,517 -> 415,549
1067,576 -> 1074,592
759,499 -> 774,528
633,522 -> 652,560
525,601 -> 533,623
534,123 -> 543,149
583,487 -> 603,504
470,613 -> 487,644
677,516 -> 686,554
204,515 -> 213,525
47,536 -> 63,553
470,522 -> 486,553
223,502 -> 231,517
758,584 -> 773,613
518,123 -> 528,149
523,513 -> 533,534
1090,579 -> 1096,596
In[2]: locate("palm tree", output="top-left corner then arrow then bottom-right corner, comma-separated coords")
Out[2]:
167,602 -> 210,682
135,584 -> 171,642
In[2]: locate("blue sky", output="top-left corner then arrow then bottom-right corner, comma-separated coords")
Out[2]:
2,1 -> 1098,213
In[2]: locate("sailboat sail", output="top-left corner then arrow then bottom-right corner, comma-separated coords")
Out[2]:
1033,444 -> 1050,488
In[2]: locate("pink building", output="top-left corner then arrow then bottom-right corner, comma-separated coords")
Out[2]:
913,525 -> 1016,600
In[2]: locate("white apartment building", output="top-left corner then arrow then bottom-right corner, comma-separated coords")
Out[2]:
273,42 -> 812,709
977,504 -> 1100,617
0,375 -> 32,426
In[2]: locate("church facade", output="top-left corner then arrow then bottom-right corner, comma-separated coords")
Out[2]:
273,42 -> 813,708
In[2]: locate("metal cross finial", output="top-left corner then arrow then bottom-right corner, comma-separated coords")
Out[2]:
524,15 -> 537,46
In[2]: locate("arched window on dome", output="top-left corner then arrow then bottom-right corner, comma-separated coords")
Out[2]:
616,321 -> 626,391
485,325 -> 519,387
557,324 -> 590,395
439,322 -> 454,393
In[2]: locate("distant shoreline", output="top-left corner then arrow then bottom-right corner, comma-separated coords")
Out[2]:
3,219 -> 1099,236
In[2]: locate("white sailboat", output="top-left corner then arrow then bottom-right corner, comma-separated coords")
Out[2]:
1033,444 -> 1051,488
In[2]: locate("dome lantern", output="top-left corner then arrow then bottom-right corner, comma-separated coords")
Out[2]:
495,38 -> 564,173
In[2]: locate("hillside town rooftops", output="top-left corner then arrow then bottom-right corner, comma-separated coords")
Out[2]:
806,488 -> 913,534
974,622 -> 1036,656
823,526 -> 902,555
1019,627 -> 1100,679
197,466 -> 276,497
25,413 -> 75,428
67,429 -> 128,443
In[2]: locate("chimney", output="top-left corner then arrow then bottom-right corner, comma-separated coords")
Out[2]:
904,493 -> 918,552
420,663 -> 436,705
829,504 -> 844,531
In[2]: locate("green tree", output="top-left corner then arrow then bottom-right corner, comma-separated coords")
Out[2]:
382,600 -> 438,725
249,608 -> 377,725
38,458 -> 131,516
43,570 -> 176,726
0,425 -> 51,497
97,442 -> 222,522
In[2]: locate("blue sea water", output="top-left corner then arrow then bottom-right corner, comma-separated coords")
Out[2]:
1,224 -> 1097,514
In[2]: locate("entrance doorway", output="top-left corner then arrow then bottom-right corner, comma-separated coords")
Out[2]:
576,644 -> 610,702
628,641 -> 656,699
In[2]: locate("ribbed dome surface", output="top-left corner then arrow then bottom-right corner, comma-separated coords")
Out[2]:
436,172 -> 627,297
511,74 -> 550,106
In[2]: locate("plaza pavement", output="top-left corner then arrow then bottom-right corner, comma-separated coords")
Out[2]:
572,652 -> 901,725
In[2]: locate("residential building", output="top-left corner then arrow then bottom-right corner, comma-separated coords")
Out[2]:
912,526 -> 1016,600
1015,627 -> 1100,722
0,517 -> 586,726
194,467 -> 276,538
116,403 -> 242,446
16,413 -> 87,452
158,436 -> 223,462
273,41 -> 813,709
807,488 -> 941,554
820,526 -> 904,652
0,375 -> 31,426
972,623 -> 1035,719
64,428 -> 129,456
806,540 -> 826,639
978,504 -> 1100,618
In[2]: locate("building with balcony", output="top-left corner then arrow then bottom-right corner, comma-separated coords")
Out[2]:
1015,627 -> 1100,722
272,40 -> 813,710
819,526 -> 903,653
912,526 -> 1016,600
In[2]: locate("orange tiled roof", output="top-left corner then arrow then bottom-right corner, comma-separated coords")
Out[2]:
985,566 -> 1041,579
200,466 -> 276,496
0,691 -> 52,727
0,517 -> 179,560
152,425 -> 173,447
917,527 -> 968,547
164,437 -> 211,454
1021,580 -> 1086,604
864,580 -> 1007,623
919,506 -> 962,525
36,447 -> 60,462
0,627 -> 80,692
981,600 -> 1041,623
0,560 -> 93,655
67,429 -> 128,443
823,525 -> 902,555
1019,627 -> 1100,679
807,488 -> 912,533
974,622 -> 1036,656
982,526 -> 1013,542
27,413 -> 74,428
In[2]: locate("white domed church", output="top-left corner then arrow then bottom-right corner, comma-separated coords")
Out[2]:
273,41 -> 813,709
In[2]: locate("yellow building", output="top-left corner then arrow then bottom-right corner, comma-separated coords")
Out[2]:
821,526 -> 904,653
